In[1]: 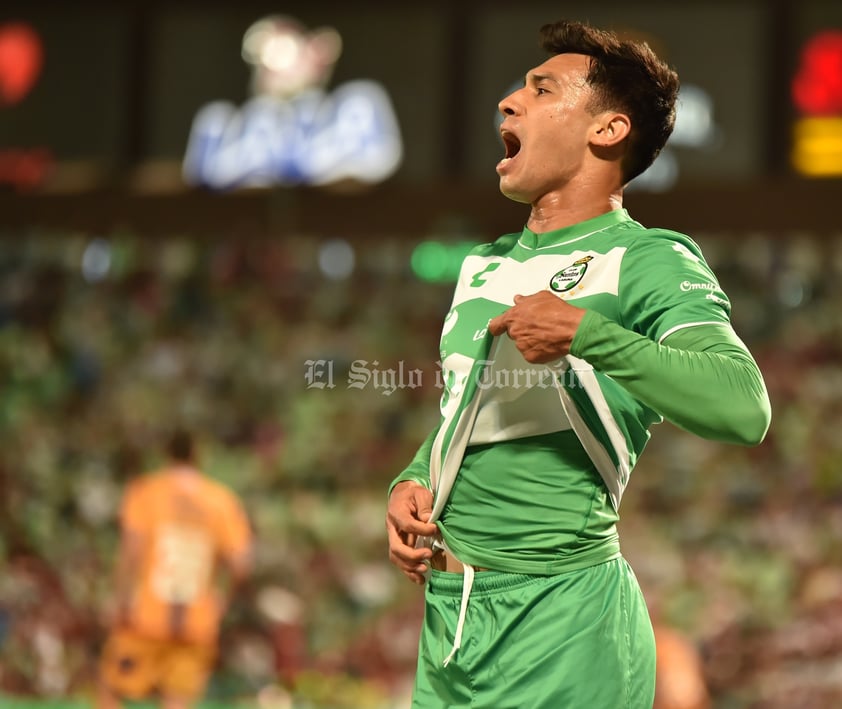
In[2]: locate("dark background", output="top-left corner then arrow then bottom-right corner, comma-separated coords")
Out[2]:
1,0 -> 841,236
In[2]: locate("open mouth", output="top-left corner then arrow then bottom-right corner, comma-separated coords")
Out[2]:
501,131 -> 521,160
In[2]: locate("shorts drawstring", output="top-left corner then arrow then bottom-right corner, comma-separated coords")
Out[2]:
434,541 -> 475,667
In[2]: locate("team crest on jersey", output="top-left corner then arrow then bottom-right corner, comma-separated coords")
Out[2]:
550,256 -> 593,292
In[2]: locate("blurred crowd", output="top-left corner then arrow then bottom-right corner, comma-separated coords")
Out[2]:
1,222 -> 841,708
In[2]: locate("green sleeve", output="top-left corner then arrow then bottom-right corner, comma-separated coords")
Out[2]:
570,311 -> 771,445
388,424 -> 438,496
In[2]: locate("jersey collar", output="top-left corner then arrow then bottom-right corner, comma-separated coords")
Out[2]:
518,209 -> 633,250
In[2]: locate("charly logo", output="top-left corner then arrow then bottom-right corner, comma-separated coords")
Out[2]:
549,256 -> 593,293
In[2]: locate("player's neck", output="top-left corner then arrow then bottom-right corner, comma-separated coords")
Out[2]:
169,462 -> 199,475
527,187 -> 623,234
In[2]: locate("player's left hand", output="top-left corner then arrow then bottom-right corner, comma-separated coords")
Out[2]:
488,291 -> 586,363
386,481 -> 437,585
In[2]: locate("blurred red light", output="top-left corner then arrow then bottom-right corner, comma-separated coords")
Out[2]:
792,30 -> 842,116
0,22 -> 43,106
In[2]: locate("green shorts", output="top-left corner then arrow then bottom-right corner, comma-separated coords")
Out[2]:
412,557 -> 656,709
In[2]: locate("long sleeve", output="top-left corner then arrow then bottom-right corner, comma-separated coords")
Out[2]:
570,310 -> 771,445
388,423 -> 439,495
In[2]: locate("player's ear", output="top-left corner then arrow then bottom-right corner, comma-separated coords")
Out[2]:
591,112 -> 631,147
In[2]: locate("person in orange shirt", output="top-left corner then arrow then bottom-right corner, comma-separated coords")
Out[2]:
96,430 -> 253,709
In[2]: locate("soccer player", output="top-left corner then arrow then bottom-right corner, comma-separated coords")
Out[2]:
385,19 -> 770,708
96,430 -> 252,709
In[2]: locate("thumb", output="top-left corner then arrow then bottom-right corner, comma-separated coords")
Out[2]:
417,498 -> 434,524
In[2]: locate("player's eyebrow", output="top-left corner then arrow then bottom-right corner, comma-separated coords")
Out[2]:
525,72 -> 560,87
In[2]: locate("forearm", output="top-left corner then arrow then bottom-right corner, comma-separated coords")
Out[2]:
218,552 -> 251,611
388,424 -> 438,496
570,311 -> 771,445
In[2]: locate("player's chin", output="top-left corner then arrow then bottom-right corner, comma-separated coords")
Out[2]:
498,180 -> 531,204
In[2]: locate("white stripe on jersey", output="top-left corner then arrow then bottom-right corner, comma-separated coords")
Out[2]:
453,247 -> 626,309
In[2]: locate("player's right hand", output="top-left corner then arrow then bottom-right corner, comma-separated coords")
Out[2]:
386,481 -> 438,585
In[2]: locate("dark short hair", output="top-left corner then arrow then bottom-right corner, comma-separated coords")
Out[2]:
167,429 -> 194,463
539,20 -> 680,184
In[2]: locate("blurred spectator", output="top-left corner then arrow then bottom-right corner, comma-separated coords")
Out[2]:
95,429 -> 253,709
654,623 -> 711,709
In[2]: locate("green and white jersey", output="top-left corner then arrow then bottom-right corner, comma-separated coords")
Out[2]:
427,208 -> 731,572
